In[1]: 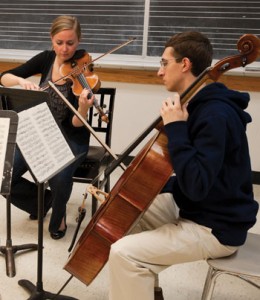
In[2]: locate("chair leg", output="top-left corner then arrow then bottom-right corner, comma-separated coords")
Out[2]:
105,175 -> 110,193
91,196 -> 97,216
238,275 -> 260,289
201,266 -> 222,300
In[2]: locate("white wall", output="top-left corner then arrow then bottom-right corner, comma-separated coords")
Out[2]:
246,92 -> 260,171
100,81 -> 260,172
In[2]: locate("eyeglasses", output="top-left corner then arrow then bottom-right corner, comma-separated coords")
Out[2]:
159,57 -> 182,68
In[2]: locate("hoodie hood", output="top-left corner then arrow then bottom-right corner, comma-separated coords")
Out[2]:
189,82 -> 252,126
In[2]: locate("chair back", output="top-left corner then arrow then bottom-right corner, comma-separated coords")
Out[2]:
88,87 -> 116,147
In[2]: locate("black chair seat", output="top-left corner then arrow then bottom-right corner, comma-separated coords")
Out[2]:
73,146 -> 109,182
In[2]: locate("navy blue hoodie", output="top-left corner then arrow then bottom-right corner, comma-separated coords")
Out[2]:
162,82 -> 259,246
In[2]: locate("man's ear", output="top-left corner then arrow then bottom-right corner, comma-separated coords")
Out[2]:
181,57 -> 192,72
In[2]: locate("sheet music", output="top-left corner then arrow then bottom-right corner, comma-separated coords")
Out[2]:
17,102 -> 75,183
0,118 -> 10,188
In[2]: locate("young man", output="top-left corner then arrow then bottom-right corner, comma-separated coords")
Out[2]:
108,31 -> 259,300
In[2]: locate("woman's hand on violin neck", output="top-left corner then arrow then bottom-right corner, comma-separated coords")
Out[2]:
160,94 -> 189,125
72,88 -> 94,127
78,88 -> 94,111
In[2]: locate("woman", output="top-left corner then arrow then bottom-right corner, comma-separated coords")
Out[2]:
0,15 -> 94,239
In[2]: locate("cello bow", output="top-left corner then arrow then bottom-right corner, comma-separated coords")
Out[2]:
63,34 -> 260,286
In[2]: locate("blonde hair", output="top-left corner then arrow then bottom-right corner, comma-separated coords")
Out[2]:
50,15 -> 81,40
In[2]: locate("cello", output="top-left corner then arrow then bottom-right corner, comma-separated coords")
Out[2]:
63,34 -> 260,286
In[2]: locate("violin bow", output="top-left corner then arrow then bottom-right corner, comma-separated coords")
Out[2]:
90,37 -> 136,64
65,37 -> 137,79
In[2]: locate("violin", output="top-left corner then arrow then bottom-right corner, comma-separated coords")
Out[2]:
61,52 -> 100,94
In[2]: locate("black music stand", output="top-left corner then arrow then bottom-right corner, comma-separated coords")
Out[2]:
0,87 -> 78,300
0,110 -> 38,277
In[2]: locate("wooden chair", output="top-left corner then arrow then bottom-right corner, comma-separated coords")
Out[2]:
201,232 -> 260,300
73,87 -> 116,215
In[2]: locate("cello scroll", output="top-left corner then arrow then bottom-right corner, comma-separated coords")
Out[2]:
208,34 -> 260,82
178,34 -> 260,107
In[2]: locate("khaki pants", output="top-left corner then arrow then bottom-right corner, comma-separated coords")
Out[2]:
108,193 -> 238,300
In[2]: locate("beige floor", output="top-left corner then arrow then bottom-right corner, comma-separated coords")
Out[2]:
0,169 -> 260,300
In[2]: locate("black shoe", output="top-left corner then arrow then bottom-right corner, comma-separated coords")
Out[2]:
29,192 -> 52,220
50,225 -> 67,240
154,287 -> 164,300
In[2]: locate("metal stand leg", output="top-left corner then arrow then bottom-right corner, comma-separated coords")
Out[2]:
18,183 -> 78,300
18,279 -> 78,300
0,195 -> 38,277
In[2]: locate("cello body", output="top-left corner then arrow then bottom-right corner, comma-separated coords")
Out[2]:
64,128 -> 173,285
